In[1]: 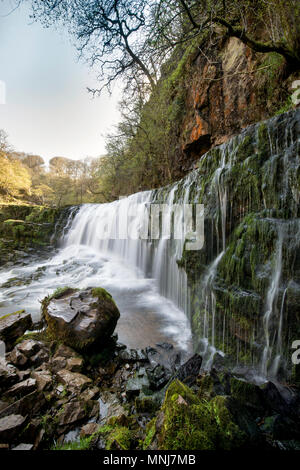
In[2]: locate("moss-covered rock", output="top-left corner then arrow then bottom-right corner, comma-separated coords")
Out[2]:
151,379 -> 246,450
42,287 -> 120,352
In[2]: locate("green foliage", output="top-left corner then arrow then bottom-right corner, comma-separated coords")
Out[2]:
154,379 -> 246,450
53,435 -> 94,451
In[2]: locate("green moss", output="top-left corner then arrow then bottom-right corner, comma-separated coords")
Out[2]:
105,426 -> 132,450
154,380 -> 245,450
0,310 -> 26,321
53,436 -> 94,451
209,396 -> 246,449
143,418 -> 157,450
236,136 -> 254,163
91,287 -> 113,302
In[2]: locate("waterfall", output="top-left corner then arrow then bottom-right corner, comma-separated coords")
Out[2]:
60,110 -> 299,380
260,227 -> 283,378
0,109 -> 299,380
63,189 -> 190,316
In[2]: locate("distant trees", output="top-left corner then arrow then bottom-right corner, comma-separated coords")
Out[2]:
0,130 -> 108,206
0,131 -> 32,199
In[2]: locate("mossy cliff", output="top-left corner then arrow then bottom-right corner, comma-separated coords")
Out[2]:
155,109 -> 300,382
143,379 -> 245,450
0,205 -> 76,259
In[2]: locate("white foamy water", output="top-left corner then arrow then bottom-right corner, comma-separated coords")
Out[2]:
0,196 -> 192,353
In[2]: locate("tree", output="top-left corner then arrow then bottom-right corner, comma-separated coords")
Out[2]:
171,0 -> 300,71
0,130 -> 32,199
24,0 -> 158,92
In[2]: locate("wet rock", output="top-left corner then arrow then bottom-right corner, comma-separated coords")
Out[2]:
30,349 -> 49,367
49,356 -> 67,374
57,401 -> 87,427
7,348 -> 28,368
175,354 -> 202,386
17,339 -> 41,358
0,414 -> 26,441
99,392 -> 128,424
31,371 -> 52,392
156,343 -> 174,351
118,348 -> 148,363
80,422 -> 99,438
66,357 -> 83,373
0,401 -> 7,412
147,365 -> 172,391
261,381 -> 298,417
80,386 -> 99,401
12,443 -> 34,451
17,370 -> 31,382
0,391 -> 45,419
126,369 -> 150,399
54,344 -> 80,359
43,287 -> 120,352
0,311 -> 33,351
211,352 -> 230,372
4,378 -> 36,399
230,377 -> 265,415
56,369 -> 92,393
57,399 -> 99,430
0,359 -> 19,392
8,340 -> 49,369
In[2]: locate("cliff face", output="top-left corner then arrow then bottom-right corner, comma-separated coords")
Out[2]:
172,35 -> 298,174
154,108 -> 300,384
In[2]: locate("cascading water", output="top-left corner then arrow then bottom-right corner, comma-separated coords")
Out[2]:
261,227 -> 283,377
0,191 -> 193,353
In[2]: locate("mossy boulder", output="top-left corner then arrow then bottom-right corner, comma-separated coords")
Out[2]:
149,379 -> 246,450
42,287 -> 120,352
0,310 -> 33,351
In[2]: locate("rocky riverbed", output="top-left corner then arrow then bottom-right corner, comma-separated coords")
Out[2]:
0,286 -> 300,451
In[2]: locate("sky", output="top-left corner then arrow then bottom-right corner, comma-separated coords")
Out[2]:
0,0 -> 121,162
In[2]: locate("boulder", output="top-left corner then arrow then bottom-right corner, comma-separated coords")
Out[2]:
4,378 -> 37,399
8,339 -> 49,369
0,311 -> 33,351
42,287 -> 120,352
174,354 -> 202,386
54,344 -> 80,359
17,339 -> 41,357
56,399 -> 99,430
126,369 -> 150,399
147,364 -> 172,391
56,369 -> 92,393
80,422 -> 99,438
31,371 -> 52,392
0,359 -> 19,393
66,357 -> 83,373
8,348 -> 28,368
0,414 -> 26,441
0,391 -> 46,419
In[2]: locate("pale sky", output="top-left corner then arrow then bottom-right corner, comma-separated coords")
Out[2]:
0,0 -> 121,161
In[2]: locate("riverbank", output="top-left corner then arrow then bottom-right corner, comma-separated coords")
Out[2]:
1,290 -> 300,451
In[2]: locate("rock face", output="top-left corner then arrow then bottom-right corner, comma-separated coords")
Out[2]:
0,414 -> 26,441
0,311 -> 33,351
42,287 -> 120,352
